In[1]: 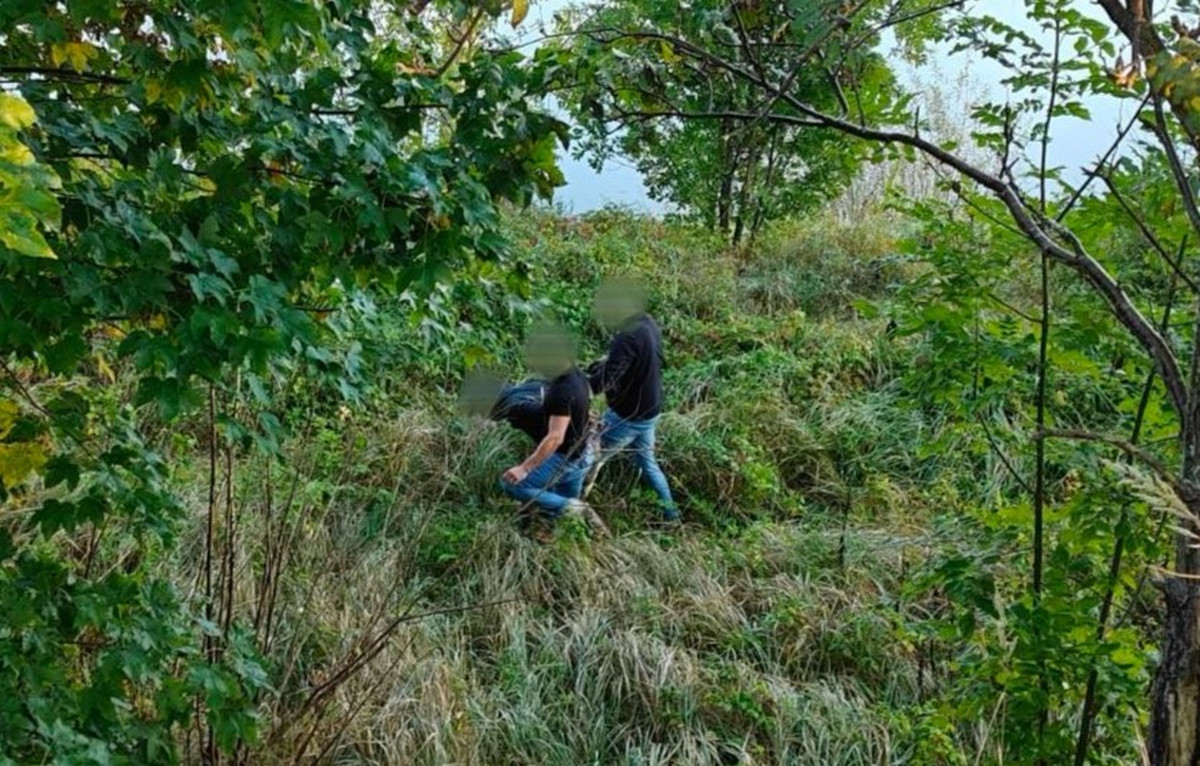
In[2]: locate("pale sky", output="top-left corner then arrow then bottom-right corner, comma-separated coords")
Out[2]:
521,0 -> 1138,213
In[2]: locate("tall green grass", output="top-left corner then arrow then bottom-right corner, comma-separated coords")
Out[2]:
157,208 -> 1004,763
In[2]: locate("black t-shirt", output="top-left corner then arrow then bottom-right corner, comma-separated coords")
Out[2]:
546,367 -> 591,459
588,314 -> 663,420
491,379 -> 548,443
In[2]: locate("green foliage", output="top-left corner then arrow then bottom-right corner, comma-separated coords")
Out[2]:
0,0 -> 1191,762
110,196 -> 1165,763
0,0 -> 566,758
554,0 -> 899,242
0,93 -> 61,259
887,149 -> 1176,764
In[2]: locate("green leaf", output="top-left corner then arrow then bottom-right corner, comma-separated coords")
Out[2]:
43,455 -> 81,490
0,94 -> 35,130
511,0 -> 529,27
0,441 -> 46,488
33,496 -> 105,535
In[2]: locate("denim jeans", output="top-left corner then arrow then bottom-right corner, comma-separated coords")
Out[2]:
500,449 -> 594,519
594,409 -> 679,520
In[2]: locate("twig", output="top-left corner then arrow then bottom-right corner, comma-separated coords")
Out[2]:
976,412 -> 1035,495
1147,97 -> 1200,248
1056,92 -> 1151,223
986,292 -> 1039,324
1039,428 -> 1181,494
0,67 -> 129,86
1097,172 -> 1200,294
433,8 -> 486,79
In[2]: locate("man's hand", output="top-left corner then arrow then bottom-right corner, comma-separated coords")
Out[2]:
502,464 -> 529,484
505,417 -> 565,486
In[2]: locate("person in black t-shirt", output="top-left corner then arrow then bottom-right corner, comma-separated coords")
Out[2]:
585,279 -> 679,522
497,324 -> 604,533
490,379 -> 549,442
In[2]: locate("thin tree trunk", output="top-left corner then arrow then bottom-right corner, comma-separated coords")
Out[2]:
717,118 -> 734,235
1032,15 -> 1063,755
749,130 -> 782,245
1151,296 -> 1200,766
732,136 -> 760,246
203,386 -> 219,766
1032,250 -> 1051,764
1151,509 -> 1200,766
1076,267 -> 1180,766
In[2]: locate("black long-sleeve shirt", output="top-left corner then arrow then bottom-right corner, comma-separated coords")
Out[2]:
588,314 -> 664,420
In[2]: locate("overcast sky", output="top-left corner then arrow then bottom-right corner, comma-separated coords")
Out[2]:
522,0 -> 1138,213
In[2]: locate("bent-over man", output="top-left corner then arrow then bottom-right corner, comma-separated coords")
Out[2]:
497,325 -> 604,535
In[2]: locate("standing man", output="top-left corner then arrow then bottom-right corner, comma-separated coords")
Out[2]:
498,323 -> 605,536
585,279 -> 680,522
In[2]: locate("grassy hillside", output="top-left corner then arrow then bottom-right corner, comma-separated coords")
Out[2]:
159,208 -> 1144,764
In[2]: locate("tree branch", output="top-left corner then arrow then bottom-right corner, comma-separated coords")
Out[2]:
1039,428 -> 1183,494
977,412 -> 1035,495
1056,92 -> 1150,223
620,30 -> 1189,416
433,8 -> 486,79
1097,171 -> 1200,295
0,67 -> 129,86
838,0 -> 967,71
606,104 -> 821,128
987,291 -> 1040,324
1094,0 -> 1161,59
1147,96 -> 1200,251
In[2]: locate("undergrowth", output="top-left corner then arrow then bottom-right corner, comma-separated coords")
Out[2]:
149,207 -> 1146,764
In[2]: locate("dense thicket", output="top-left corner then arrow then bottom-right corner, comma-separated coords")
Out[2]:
9,0 -> 1200,764
0,0 -> 563,759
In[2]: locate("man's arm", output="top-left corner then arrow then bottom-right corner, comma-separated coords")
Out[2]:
503,415 -> 568,484
588,335 -> 634,395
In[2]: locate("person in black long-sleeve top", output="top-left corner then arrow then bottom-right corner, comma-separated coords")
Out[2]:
585,280 -> 679,521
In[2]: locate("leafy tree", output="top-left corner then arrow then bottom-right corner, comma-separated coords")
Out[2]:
0,0 -> 564,760
559,0 -> 893,244
559,0 -> 1200,763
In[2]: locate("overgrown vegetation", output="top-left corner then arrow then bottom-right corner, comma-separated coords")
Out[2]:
10,0 -> 1200,764
150,207 -> 1151,763
170,207 -> 972,763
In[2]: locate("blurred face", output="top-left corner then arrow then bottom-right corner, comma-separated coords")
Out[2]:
593,277 -> 646,331
524,323 -> 576,378
457,367 -> 504,417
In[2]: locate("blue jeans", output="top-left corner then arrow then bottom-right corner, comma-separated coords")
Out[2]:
594,409 -> 679,520
500,450 -> 594,519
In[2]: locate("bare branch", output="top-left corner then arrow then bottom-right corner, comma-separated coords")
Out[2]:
1097,172 -> 1200,295
1040,428 -> 1182,494
1147,97 -> 1200,249
838,0 -> 967,70
616,29 -> 1189,415
987,291 -> 1040,324
977,412 -> 1035,495
434,8 -> 486,79
1056,92 -> 1151,222
606,104 -> 821,128
0,67 -> 129,86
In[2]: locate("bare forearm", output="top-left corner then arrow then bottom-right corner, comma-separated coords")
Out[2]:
522,434 -> 562,472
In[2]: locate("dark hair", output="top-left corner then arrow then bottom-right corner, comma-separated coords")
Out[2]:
489,379 -> 548,421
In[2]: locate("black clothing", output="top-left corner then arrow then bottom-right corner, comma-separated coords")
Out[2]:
492,373 -> 590,459
588,314 -> 663,420
545,367 -> 591,459
490,379 -> 548,443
